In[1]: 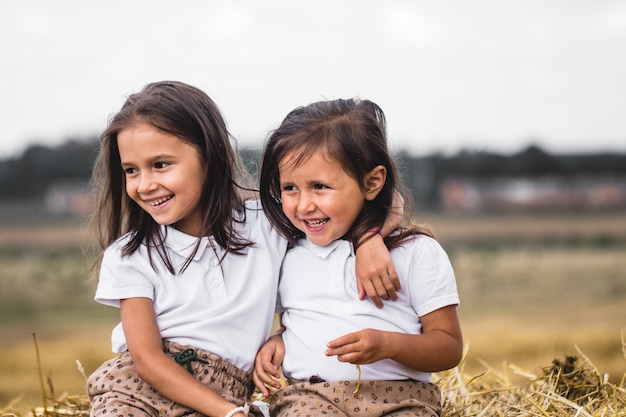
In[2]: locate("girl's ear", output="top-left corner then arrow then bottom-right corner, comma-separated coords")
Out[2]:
364,165 -> 387,201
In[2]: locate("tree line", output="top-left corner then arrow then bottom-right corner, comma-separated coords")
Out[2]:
1,138 -> 625,211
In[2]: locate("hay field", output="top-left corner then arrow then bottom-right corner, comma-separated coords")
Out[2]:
1,212 -> 625,416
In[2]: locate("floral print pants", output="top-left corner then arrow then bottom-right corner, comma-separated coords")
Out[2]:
270,379 -> 441,417
87,341 -> 257,417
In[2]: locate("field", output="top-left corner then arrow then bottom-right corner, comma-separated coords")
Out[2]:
1,212 -> 625,415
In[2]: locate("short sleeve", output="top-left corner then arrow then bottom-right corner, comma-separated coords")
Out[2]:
406,236 -> 460,317
94,240 -> 155,308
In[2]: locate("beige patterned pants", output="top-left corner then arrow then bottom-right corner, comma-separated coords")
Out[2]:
87,341 -> 258,417
270,379 -> 441,417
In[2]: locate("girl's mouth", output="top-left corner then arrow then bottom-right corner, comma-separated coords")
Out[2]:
304,219 -> 328,229
147,195 -> 173,207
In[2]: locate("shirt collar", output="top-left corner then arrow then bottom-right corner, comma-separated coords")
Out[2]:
299,238 -> 354,259
161,225 -> 214,261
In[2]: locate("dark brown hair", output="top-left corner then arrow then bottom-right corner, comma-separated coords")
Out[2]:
259,98 -> 432,249
90,81 -> 256,274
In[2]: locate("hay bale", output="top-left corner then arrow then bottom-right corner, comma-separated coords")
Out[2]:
436,347 -> 626,416
3,345 -> 625,417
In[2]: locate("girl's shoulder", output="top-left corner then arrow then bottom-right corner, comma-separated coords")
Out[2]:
101,229 -> 170,274
102,231 -> 143,262
391,234 -> 456,292
105,231 -> 135,253
240,199 -> 287,249
231,199 -> 262,222
241,199 -> 276,229
243,198 -> 263,212
392,233 -> 449,261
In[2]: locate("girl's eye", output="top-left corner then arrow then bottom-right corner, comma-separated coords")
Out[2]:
313,184 -> 328,190
155,161 -> 170,169
123,167 -> 137,175
281,185 -> 296,192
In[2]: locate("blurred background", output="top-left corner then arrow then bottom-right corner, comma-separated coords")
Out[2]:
1,1 -> 625,414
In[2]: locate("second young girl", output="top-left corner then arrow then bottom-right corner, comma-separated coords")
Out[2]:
254,98 -> 463,417
85,82 -> 399,417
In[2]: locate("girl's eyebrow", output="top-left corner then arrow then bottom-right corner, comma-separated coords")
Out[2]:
121,153 -> 176,165
149,152 -> 176,160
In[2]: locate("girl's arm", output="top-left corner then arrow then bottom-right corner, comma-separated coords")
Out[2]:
324,305 -> 463,372
354,190 -> 404,308
121,297 -> 246,417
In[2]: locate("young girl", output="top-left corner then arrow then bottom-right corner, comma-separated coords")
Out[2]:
86,82 -> 400,417
253,98 -> 463,417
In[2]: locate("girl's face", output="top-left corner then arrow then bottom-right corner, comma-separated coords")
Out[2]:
279,150 -> 368,246
118,122 -> 206,236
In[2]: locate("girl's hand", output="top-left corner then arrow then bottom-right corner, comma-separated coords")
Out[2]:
354,189 -> 404,308
327,306 -> 463,372
355,235 -> 400,308
252,334 -> 286,397
325,328 -> 388,364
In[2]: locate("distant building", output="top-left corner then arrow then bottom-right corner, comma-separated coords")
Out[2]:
441,176 -> 626,212
44,182 -> 93,216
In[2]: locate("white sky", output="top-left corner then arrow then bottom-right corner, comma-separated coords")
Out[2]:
1,0 -> 625,159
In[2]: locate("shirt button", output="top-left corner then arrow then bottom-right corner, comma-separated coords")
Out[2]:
210,258 -> 219,267
211,279 -> 220,288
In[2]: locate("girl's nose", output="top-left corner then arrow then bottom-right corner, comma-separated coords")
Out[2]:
137,173 -> 158,194
297,192 -> 315,213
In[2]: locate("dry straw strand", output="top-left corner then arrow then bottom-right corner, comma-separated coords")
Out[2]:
32,334 -> 47,414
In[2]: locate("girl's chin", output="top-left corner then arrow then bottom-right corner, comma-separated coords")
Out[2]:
305,235 -> 333,247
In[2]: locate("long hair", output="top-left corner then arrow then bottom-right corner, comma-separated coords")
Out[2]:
259,98 -> 432,250
89,81 -> 256,274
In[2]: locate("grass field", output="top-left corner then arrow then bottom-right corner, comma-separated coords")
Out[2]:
1,211 -> 625,415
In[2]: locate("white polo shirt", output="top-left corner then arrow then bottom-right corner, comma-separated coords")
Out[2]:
94,200 -> 287,373
278,234 -> 459,382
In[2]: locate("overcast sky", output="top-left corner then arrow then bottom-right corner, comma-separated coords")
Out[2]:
1,0 -> 625,159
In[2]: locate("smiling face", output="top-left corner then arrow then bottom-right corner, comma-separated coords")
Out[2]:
278,150 -> 370,246
117,122 -> 206,236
